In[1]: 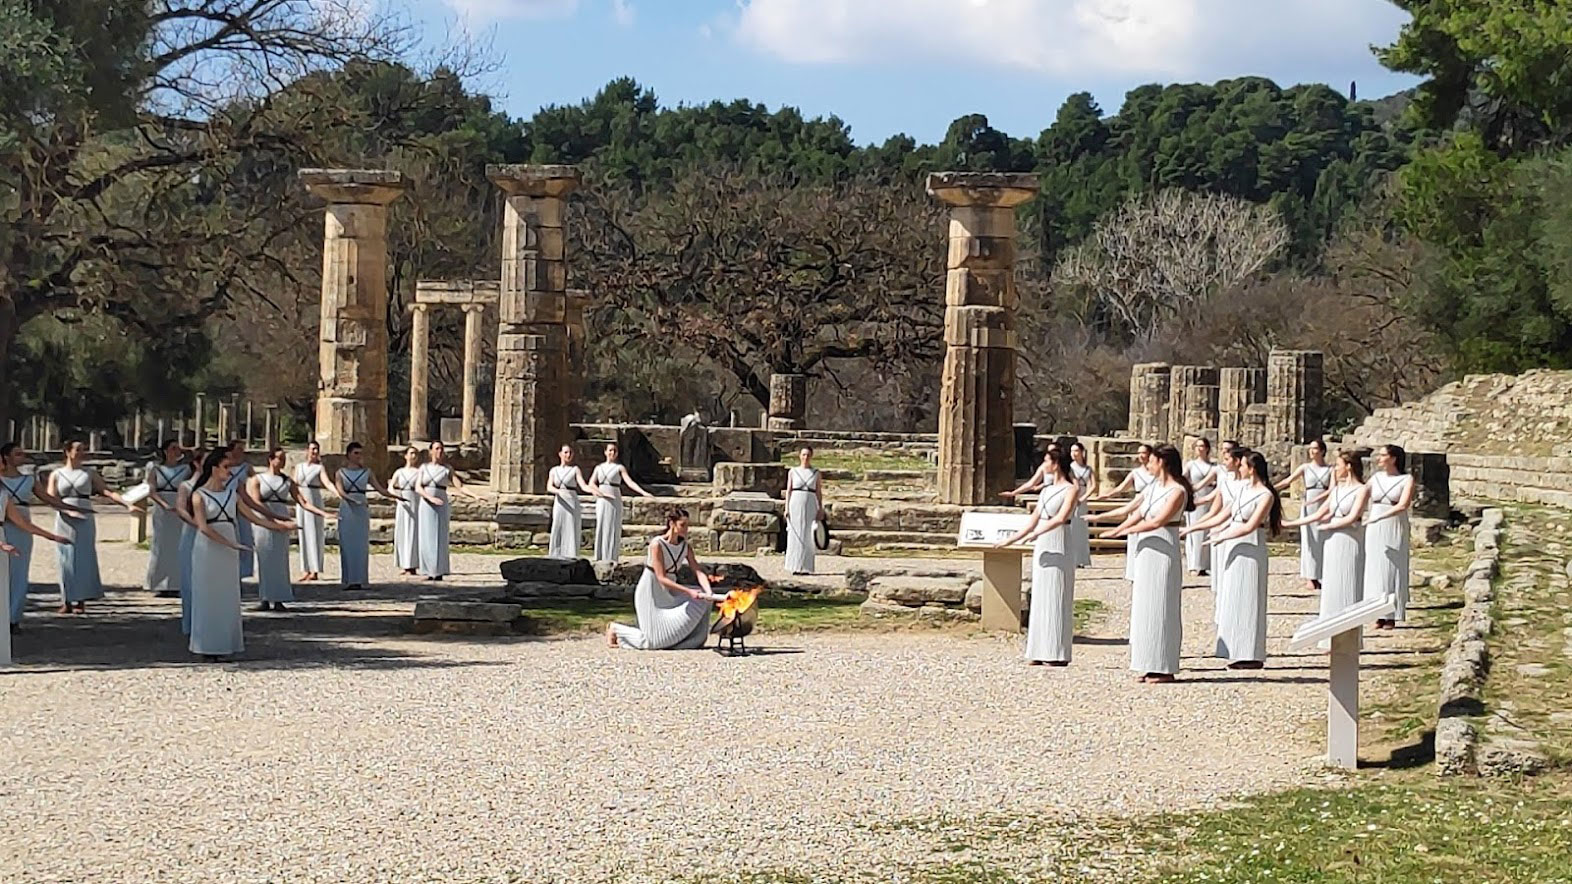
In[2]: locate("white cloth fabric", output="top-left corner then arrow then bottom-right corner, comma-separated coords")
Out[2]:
225,464 -> 254,580
1129,486 -> 1183,675
548,465 -> 583,559
1320,484 -> 1366,618
53,467 -> 102,604
1069,463 -> 1093,567
145,463 -> 191,593
391,466 -> 421,571
1300,463 -> 1333,581
1123,469 -> 1155,582
416,463 -> 452,578
1025,482 -> 1076,663
785,466 -> 820,575
610,537 -> 711,650
336,466 -> 372,586
1215,487 -> 1270,663
591,462 -> 627,562
2,474 -> 37,626
190,488 -> 243,656
1182,459 -> 1215,572
1364,473 -> 1413,621
293,463 -> 327,573
254,473 -> 294,602
1210,477 -> 1244,617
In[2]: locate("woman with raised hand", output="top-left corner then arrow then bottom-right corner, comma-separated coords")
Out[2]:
996,446 -> 1080,666
49,440 -> 135,614
1285,450 -> 1370,619
416,440 -> 462,581
1365,445 -> 1416,630
1185,451 -> 1282,669
606,507 -> 718,651
1276,438 -> 1334,592
250,447 -> 318,611
333,441 -> 393,591
587,442 -> 653,563
294,441 -> 328,582
1104,444 -> 1193,683
143,439 -> 192,598
390,446 -> 422,576
547,444 -> 590,560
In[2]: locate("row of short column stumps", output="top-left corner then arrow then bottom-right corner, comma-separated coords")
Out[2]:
1128,350 -> 1324,448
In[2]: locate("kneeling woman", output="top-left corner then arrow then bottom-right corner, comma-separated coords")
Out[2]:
1183,451 -> 1282,669
189,449 -> 295,661
997,446 -> 1079,665
606,507 -> 718,650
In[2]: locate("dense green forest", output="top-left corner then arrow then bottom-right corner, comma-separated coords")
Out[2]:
2,0 -> 1568,438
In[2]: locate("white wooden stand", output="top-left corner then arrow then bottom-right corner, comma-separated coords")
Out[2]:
1287,593 -> 1397,769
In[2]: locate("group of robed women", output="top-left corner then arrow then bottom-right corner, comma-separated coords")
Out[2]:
997,436 -> 1415,682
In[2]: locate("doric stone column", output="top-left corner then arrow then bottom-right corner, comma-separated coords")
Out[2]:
1267,350 -> 1325,444
299,169 -> 408,470
193,393 -> 207,449
460,303 -> 486,445
1168,365 -> 1220,444
1128,362 -> 1172,442
408,302 -> 431,443
216,401 -> 233,445
486,164 -> 579,494
767,373 -> 808,431
927,171 -> 1039,506
1218,367 -> 1266,445
263,405 -> 279,451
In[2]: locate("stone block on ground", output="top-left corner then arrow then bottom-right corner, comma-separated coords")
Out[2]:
412,600 -> 524,622
503,581 -> 601,599
1434,717 -> 1477,776
709,509 -> 782,533
845,565 -> 976,594
713,462 -> 787,496
1411,518 -> 1447,547
674,561 -> 766,588
500,557 -> 597,586
866,575 -> 971,606
858,599 -> 977,621
719,491 -> 780,514
594,560 -> 646,585
1477,739 -> 1549,777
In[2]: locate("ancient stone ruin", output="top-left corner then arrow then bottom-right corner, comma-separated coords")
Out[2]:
1126,350 -> 1324,454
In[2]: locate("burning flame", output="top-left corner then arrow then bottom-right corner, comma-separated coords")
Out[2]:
717,585 -> 761,619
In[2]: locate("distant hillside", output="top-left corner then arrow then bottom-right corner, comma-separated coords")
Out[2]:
1358,87 -> 1416,129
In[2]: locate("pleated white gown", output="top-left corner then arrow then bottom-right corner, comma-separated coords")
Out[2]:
391,466 -> 420,571
1210,478 -> 1243,623
1364,473 -> 1413,621
1182,460 -> 1215,572
1129,486 -> 1184,675
190,489 -> 243,656
591,462 -> 627,562
416,463 -> 452,578
53,468 -> 102,604
1070,463 -> 1093,567
226,464 -> 254,580
548,466 -> 583,560
336,467 -> 372,586
294,463 -> 327,574
611,537 -> 711,650
785,466 -> 820,575
1025,483 -> 1076,663
178,480 -> 196,635
1319,484 -> 1366,618
145,463 -> 191,593
254,473 -> 295,603
2,475 -> 37,626
1299,464 -> 1333,581
1124,470 -> 1154,582
1215,488 -> 1270,663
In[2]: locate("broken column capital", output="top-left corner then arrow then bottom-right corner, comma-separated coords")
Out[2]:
298,168 -> 408,205
926,172 -> 1040,209
485,164 -> 581,198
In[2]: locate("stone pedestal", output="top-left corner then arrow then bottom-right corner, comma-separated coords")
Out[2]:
486,164 -> 579,495
299,168 -> 408,470
408,303 -> 431,443
1267,349 -> 1324,444
927,171 -> 1038,506
1168,365 -> 1219,445
1128,362 -> 1172,442
1218,367 -> 1266,445
767,373 -> 807,431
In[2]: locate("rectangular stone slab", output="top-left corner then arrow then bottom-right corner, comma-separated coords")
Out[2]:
412,601 -> 524,622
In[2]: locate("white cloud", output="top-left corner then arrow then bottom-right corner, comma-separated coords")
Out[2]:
612,0 -> 635,26
733,0 -> 1408,79
440,0 -> 579,22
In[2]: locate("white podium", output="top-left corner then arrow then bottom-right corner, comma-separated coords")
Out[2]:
1287,593 -> 1397,769
956,511 -> 1033,632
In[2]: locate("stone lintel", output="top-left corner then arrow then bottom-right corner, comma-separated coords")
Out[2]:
927,171 -> 1039,208
298,168 -> 407,205
486,164 -> 581,198
415,279 -> 501,305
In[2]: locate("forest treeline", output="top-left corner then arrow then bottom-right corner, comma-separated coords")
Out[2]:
3,1 -> 1569,439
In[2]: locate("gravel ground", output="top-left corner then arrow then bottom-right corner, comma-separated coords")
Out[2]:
1,529 -> 1419,882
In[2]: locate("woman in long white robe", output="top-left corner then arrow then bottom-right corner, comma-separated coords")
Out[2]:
144,439 -> 192,597
1182,438 -> 1220,575
416,441 -> 463,581
0,485 -> 72,650
607,507 -> 718,651
176,477 -> 198,635
998,447 -> 1079,665
1285,451 -> 1370,619
1365,445 -> 1416,629
547,445 -> 589,560
334,442 -> 392,590
189,450 -> 293,660
1103,445 -> 1192,682
587,443 -> 653,563
222,441 -> 255,581
1187,452 -> 1281,668
250,448 -> 319,610
3,442 -> 81,631
785,447 -> 825,576
294,441 -> 328,581
390,446 -> 422,575
1069,441 -> 1097,568
1276,438 -> 1333,591
1204,447 -> 1248,621
1096,443 -> 1154,582
49,440 -> 134,614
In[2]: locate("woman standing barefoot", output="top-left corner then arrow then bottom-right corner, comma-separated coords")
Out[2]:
189,449 -> 294,661
416,441 -> 463,581
390,446 -> 422,576
49,440 -> 135,614
2,442 -> 82,631
1068,441 -> 1097,569
334,442 -> 393,591
144,439 -> 192,598
587,443 -> 653,563
1276,438 -> 1333,592
547,445 -> 589,560
0,483 -> 72,655
997,446 -> 1080,666
1365,445 -> 1415,630
294,441 -> 328,582
607,507 -> 718,650
785,447 -> 826,576
1104,445 -> 1193,683
251,447 -> 324,611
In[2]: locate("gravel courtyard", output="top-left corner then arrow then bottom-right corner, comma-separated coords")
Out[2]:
1,537 -> 1418,882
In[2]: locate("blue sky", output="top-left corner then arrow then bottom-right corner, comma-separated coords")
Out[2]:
400,0 -> 1421,145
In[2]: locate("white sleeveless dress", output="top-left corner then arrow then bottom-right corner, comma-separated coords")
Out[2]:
1210,477 -> 1244,610
548,466 -> 583,559
1300,463 -> 1333,581
1182,459 -> 1215,572
2,473 -> 37,626
190,488 -> 243,656
591,462 -> 627,562
225,463 -> 254,580
254,473 -> 295,602
1129,485 -> 1184,675
391,465 -> 420,571
1025,482 -> 1076,663
611,536 -> 711,651
1215,487 -> 1270,663
294,463 -> 327,573
1364,473 -> 1413,621
178,479 -> 196,635
785,466 -> 820,575
1069,463 -> 1093,567
1320,483 -> 1366,618
53,467 -> 103,604
145,463 -> 192,593
416,463 -> 452,578
337,466 -> 372,586
1123,469 -> 1155,581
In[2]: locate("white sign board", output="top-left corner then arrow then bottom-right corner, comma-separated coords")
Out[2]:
1288,593 -> 1397,652
956,511 -> 1033,550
